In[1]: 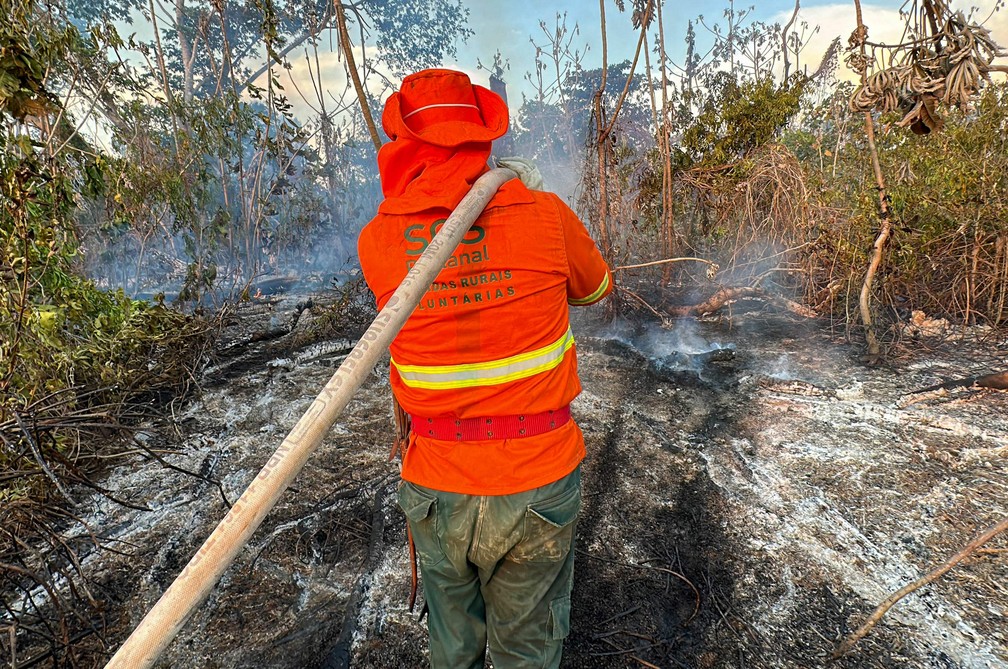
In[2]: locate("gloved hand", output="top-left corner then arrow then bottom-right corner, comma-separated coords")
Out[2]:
495,156 -> 544,190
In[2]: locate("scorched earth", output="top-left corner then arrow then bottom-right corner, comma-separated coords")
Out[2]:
9,294 -> 1008,669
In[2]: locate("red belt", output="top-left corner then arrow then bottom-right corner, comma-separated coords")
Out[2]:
410,405 -> 572,441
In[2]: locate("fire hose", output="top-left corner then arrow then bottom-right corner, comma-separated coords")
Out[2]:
104,167 -> 518,669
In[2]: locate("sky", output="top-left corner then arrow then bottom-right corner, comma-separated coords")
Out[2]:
262,0 -> 1008,125
442,0 -> 1008,98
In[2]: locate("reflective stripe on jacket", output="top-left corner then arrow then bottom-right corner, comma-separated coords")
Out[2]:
392,326 -> 575,390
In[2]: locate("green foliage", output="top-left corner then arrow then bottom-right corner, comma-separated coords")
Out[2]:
786,83 -> 1008,325
625,70 -> 809,272
366,0 -> 474,76
0,0 -> 60,120
677,75 -> 806,168
1,0 -> 210,518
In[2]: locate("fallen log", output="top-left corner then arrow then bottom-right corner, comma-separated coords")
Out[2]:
958,370 -> 1007,390
321,479 -> 391,669
666,286 -> 818,319
252,275 -> 300,297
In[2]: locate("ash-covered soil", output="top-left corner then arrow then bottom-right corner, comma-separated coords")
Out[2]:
4,294 -> 1007,669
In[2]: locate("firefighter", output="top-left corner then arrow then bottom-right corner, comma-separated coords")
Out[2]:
357,68 -> 612,669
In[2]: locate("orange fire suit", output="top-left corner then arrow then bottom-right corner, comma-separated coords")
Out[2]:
358,139 -> 611,496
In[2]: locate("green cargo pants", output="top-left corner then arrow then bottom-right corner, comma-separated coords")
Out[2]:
397,466 -> 581,669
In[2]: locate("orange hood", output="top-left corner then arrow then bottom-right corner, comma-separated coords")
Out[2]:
376,69 -> 520,215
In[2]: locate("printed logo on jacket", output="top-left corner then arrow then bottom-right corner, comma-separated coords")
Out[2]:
405,218 -> 517,311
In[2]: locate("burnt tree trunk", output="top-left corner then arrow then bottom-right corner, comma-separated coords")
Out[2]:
851,0 -> 894,358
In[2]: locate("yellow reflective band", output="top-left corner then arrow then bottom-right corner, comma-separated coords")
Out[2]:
568,272 -> 610,306
392,327 -> 575,390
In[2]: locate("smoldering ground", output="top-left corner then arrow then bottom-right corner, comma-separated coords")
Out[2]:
2,294 -> 1005,669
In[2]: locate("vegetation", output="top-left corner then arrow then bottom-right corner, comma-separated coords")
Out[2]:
792,83 -> 1008,327
510,2 -> 1005,333
0,5 -> 215,663
1,0 -> 205,481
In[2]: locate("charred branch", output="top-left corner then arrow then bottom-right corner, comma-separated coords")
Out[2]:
321,478 -> 393,669
832,515 -> 1008,661
906,369 -> 1008,395
665,286 -> 819,319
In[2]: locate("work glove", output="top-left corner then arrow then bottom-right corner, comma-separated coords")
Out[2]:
495,156 -> 544,190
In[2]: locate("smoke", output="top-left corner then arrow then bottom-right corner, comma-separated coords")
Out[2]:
638,319 -> 732,357
80,121 -> 382,305
593,318 -> 736,378
763,354 -> 797,381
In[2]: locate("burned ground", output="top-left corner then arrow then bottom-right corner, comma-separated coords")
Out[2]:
2,296 -> 1006,669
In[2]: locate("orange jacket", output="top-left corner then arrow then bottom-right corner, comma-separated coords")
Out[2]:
358,77 -> 611,495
